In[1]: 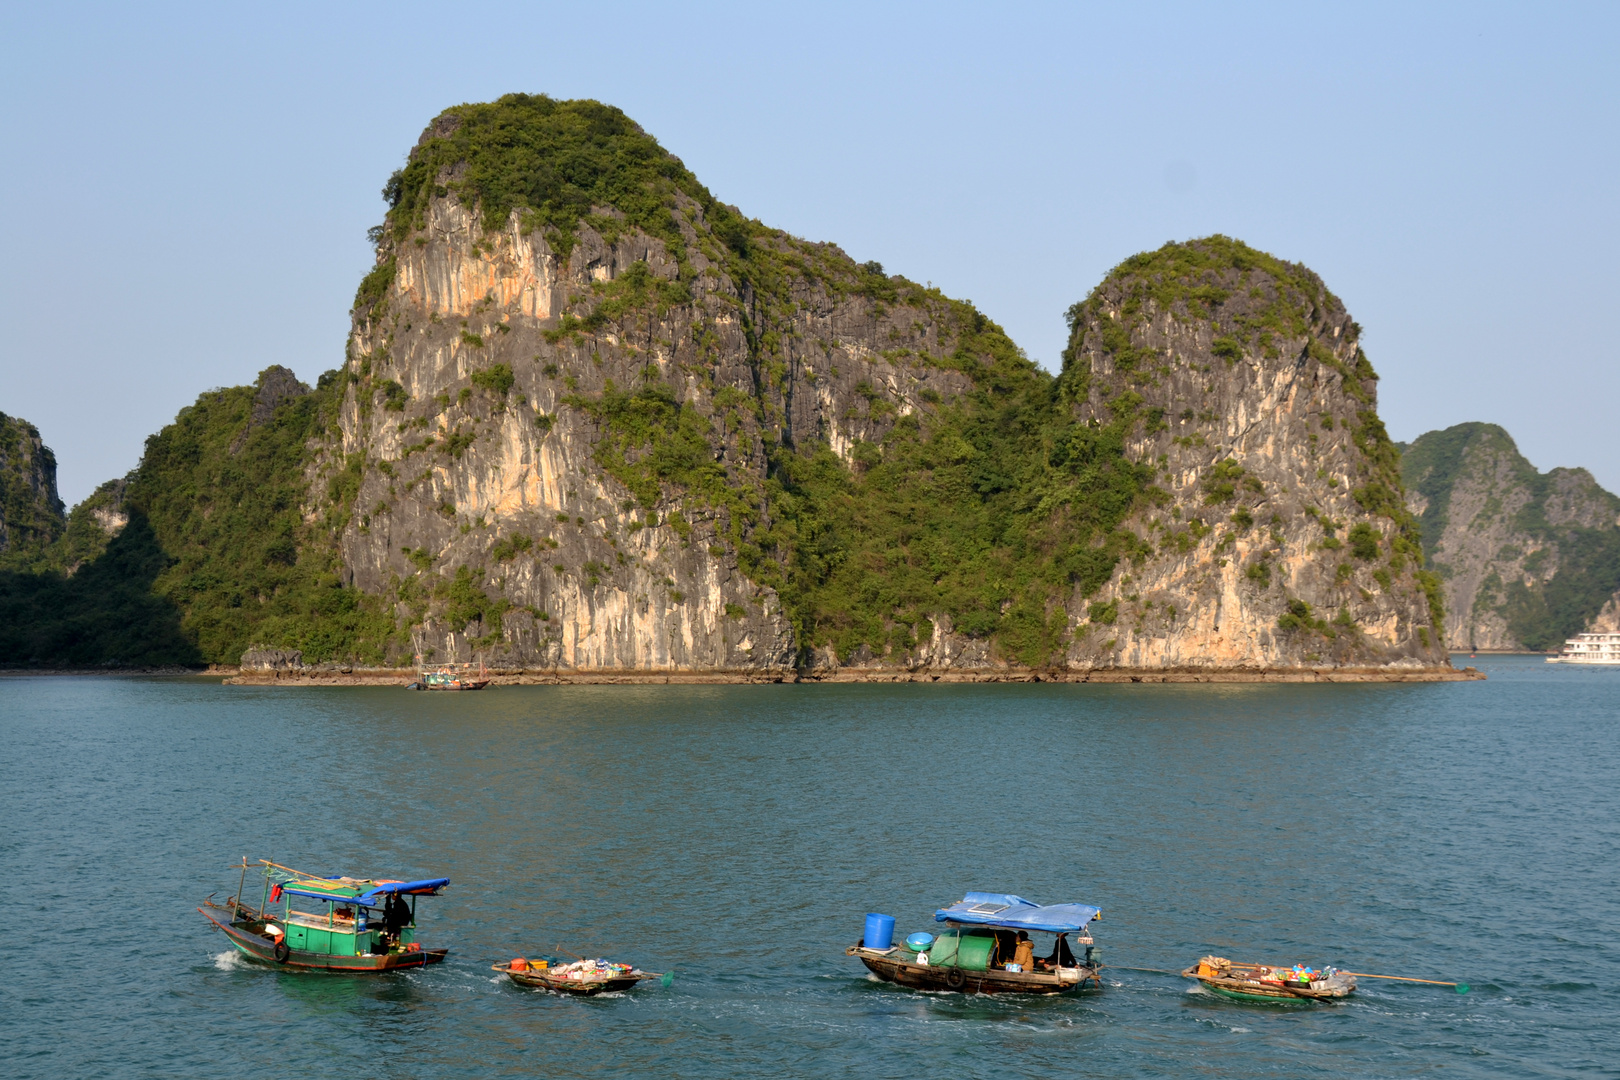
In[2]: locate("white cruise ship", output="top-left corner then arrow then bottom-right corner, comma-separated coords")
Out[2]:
1546,632 -> 1620,664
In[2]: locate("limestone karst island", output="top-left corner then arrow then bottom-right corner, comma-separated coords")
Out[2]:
7,97 -> 1614,683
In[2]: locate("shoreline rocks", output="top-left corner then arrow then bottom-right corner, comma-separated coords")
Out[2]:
213,664 -> 1482,686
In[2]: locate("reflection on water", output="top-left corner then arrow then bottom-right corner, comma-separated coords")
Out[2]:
3,657 -> 1617,1078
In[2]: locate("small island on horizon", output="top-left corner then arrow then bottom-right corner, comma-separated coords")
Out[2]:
21,94 -> 1619,684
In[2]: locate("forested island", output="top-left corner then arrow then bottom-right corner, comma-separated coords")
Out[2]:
0,95 -> 1545,679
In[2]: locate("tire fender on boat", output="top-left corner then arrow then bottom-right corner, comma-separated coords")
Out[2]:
945,966 -> 966,990
273,941 -> 291,963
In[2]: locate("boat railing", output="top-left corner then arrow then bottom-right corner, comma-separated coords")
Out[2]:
282,910 -> 361,930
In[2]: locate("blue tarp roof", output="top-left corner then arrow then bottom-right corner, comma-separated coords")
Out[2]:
934,892 -> 1100,933
355,878 -> 449,905
276,877 -> 449,906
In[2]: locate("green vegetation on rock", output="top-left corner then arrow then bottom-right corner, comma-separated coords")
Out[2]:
5,98 -> 1446,673
760,313 -> 1153,666
126,371 -> 396,663
563,288 -> 1155,666
381,93 -> 726,263
1402,422 -> 1620,650
1058,236 -> 1441,639
0,368 -> 395,667
0,510 -> 200,666
0,412 -> 66,568
1061,235 -> 1343,378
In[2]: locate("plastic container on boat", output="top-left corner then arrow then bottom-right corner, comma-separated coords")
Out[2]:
905,932 -> 934,952
955,933 -> 993,971
864,913 -> 895,950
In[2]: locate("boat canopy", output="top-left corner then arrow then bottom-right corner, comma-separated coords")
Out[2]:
279,879 -> 362,902
355,879 -> 449,905
276,877 -> 450,906
934,892 -> 1100,933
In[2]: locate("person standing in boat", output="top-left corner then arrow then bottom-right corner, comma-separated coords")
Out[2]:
382,893 -> 411,942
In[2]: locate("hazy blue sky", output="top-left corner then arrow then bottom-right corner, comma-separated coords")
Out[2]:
2,1 -> 1615,504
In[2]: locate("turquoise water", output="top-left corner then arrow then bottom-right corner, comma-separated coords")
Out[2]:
3,656 -> 1617,1077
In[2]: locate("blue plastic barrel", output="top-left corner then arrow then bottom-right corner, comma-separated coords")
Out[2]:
864,913 -> 895,950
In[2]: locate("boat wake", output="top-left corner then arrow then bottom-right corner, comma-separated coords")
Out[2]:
213,949 -> 254,971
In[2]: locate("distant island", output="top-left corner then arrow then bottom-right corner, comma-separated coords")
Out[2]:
1,94 -> 1498,681
1400,424 -> 1620,651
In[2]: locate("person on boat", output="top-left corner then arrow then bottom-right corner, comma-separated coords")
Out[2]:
1012,931 -> 1035,971
382,894 -> 411,936
1039,934 -> 1076,971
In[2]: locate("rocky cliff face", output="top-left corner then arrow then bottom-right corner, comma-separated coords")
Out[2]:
1590,595 -> 1620,634
333,189 -> 973,670
318,96 -> 1449,675
1401,423 -> 1620,650
0,412 -> 65,564
1052,240 -> 1447,670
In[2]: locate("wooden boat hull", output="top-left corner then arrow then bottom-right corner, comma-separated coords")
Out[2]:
494,964 -> 657,996
200,904 -> 447,973
847,946 -> 1100,995
1198,979 -> 1316,1003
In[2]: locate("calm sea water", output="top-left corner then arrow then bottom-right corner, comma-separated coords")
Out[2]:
3,656 -> 1617,1078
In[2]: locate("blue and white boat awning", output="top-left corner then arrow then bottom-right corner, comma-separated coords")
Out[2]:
934,892 -> 1100,933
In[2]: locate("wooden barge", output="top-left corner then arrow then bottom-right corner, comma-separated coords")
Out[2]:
493,958 -> 664,996
1181,956 -> 1356,1002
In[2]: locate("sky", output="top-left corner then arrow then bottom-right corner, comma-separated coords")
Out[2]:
2,1 -> 1616,504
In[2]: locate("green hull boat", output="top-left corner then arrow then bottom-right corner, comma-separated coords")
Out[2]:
200,859 -> 450,973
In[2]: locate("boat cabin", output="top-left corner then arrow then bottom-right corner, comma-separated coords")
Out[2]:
269,874 -> 444,958
921,924 -> 1082,972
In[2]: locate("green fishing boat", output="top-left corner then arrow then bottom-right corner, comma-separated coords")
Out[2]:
199,859 -> 450,972
408,659 -> 489,690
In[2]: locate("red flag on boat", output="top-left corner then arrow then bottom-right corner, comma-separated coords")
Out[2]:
269,884 -> 282,902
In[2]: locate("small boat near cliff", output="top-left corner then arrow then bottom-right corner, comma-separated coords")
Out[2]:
493,955 -> 666,996
1181,956 -> 1355,1002
409,660 -> 490,690
199,859 -> 450,972
846,892 -> 1104,995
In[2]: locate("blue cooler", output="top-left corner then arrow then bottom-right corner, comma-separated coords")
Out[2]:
863,913 -> 895,950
